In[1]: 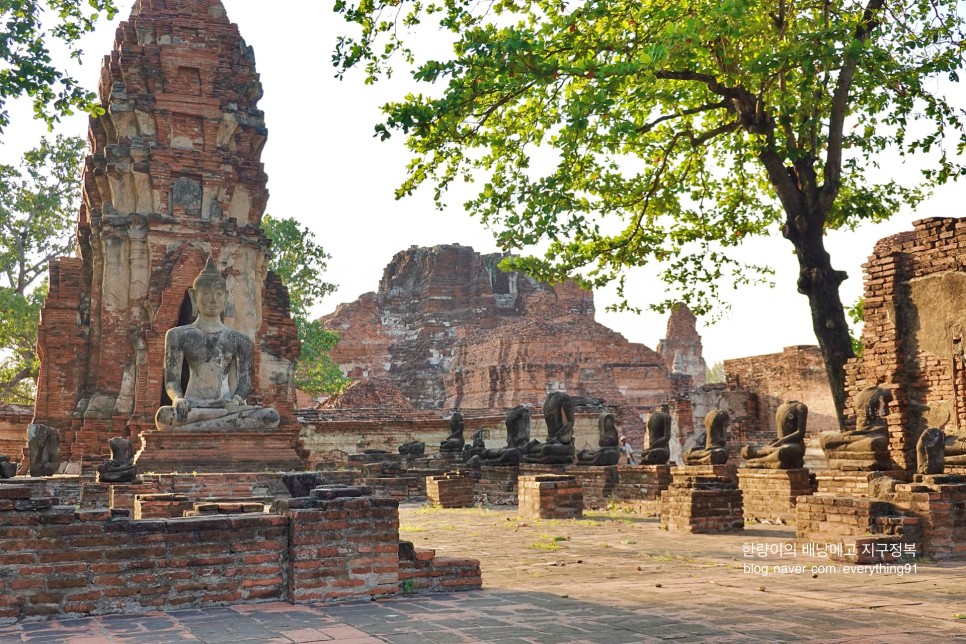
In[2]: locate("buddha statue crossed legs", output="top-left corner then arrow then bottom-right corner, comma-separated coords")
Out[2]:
155,257 -> 280,431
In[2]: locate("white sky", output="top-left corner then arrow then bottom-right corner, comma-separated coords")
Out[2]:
2,0 -> 964,366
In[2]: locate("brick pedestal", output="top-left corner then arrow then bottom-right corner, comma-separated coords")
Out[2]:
135,427 -> 304,473
476,465 -> 520,504
890,475 -> 966,560
660,465 -> 743,533
426,473 -> 474,508
739,468 -> 812,525
518,474 -> 583,520
285,486 -> 400,603
796,494 -> 920,563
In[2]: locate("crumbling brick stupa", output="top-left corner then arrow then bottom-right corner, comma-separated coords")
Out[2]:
846,217 -> 966,469
321,244 -> 697,443
31,0 -> 302,471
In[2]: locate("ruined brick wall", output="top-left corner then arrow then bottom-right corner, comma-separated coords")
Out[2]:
844,217 -> 966,469
0,482 -> 480,620
725,346 -> 838,442
31,0 -> 300,464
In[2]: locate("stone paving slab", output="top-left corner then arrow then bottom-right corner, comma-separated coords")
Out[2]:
2,505 -> 966,642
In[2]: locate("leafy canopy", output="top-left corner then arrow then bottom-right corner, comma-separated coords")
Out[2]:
262,216 -> 349,397
0,134 -> 86,404
0,0 -> 118,131
334,0 -> 966,315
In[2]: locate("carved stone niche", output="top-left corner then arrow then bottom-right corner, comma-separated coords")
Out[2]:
170,175 -> 203,218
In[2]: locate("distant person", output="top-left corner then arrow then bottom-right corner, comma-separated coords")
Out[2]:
620,435 -> 636,465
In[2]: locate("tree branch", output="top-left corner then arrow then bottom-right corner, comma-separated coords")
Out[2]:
636,100 -> 731,134
821,0 -> 886,212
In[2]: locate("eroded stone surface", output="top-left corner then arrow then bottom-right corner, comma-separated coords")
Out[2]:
321,244 -> 675,439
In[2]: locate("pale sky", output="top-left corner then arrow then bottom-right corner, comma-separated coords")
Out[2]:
2,1 -> 964,366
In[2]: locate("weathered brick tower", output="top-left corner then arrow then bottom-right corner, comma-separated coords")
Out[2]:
32,0 -> 303,471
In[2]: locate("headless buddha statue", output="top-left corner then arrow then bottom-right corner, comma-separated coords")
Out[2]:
575,412 -> 621,466
523,392 -> 576,465
820,385 -> 890,470
155,257 -> 280,431
741,401 -> 807,469
641,404 -> 672,465
683,410 -> 729,465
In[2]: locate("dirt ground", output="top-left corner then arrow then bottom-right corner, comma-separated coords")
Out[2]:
399,502 -> 966,640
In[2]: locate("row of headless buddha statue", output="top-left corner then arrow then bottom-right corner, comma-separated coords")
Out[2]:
438,395 -> 671,467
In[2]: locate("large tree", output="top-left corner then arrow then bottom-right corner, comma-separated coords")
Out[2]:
0,135 -> 86,403
262,215 -> 350,397
0,0 -> 117,131
334,0 -> 966,426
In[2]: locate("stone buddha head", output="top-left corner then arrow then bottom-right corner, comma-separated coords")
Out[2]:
190,256 -> 228,320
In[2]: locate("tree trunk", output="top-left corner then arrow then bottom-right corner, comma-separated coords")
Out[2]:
785,212 -> 853,430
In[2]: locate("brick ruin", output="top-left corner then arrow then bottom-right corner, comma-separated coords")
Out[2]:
320,244 -> 706,446
657,304 -> 707,386
845,217 -> 966,469
31,0 -> 301,470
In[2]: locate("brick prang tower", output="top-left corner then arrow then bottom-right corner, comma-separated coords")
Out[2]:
32,0 -> 302,470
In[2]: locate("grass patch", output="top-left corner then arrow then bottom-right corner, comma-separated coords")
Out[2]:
529,540 -> 562,551
639,551 -> 699,563
399,526 -> 428,533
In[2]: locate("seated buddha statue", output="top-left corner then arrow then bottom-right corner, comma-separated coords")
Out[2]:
575,412 -> 621,466
523,392 -> 576,465
439,412 -> 465,452
683,410 -> 730,465
820,385 -> 891,470
475,405 -> 531,466
640,404 -> 672,465
155,257 -> 280,431
741,401 -> 807,469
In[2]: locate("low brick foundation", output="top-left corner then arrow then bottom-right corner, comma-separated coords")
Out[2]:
795,494 -> 920,563
739,469 -> 812,525
134,494 -> 194,520
0,482 -> 482,622
426,473 -> 474,508
518,474 -> 583,520
604,465 -> 673,515
397,542 -> 482,593
660,466 -> 743,533
814,470 -> 910,496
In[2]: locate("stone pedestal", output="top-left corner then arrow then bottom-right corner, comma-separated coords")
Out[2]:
135,427 -> 304,473
660,465 -> 743,533
426,473 -> 474,508
739,468 -> 812,525
796,495 -> 921,563
518,474 -> 583,520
